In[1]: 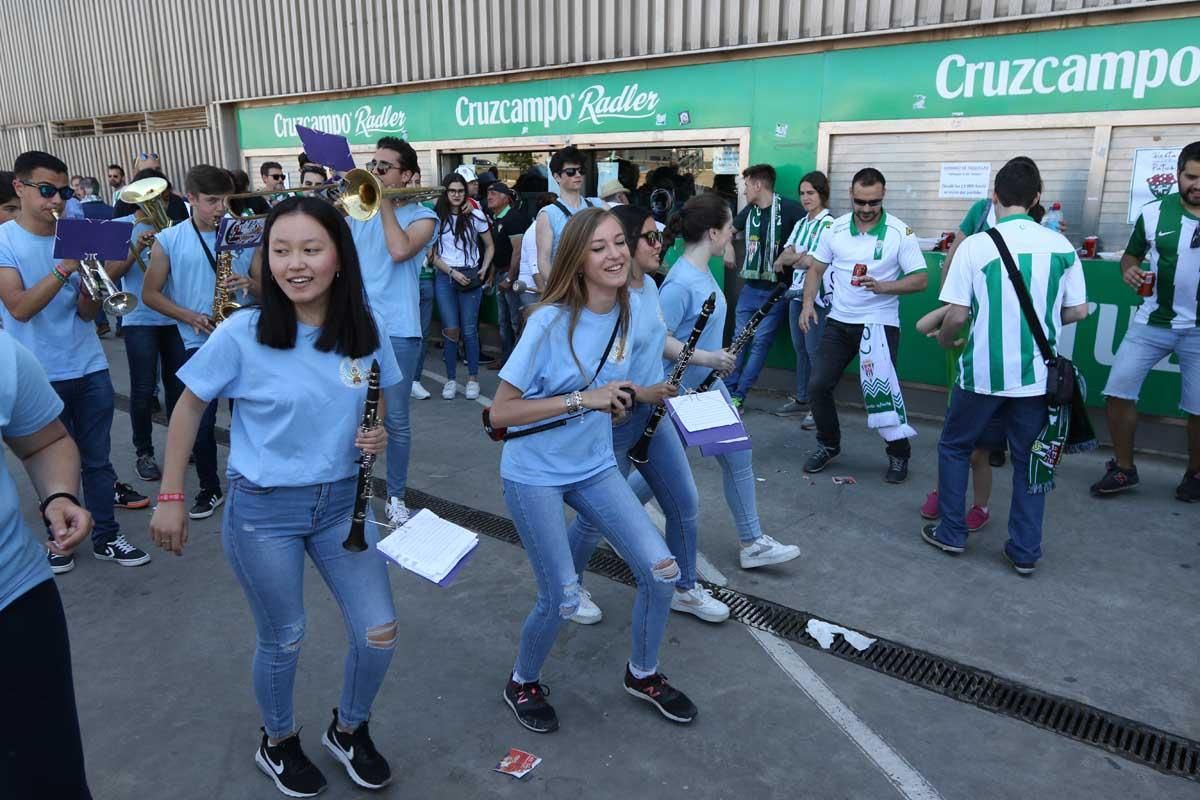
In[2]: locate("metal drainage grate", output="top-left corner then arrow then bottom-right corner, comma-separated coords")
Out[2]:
125,393 -> 1198,785
402,484 -> 1200,783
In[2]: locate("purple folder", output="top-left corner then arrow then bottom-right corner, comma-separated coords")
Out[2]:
665,395 -> 748,448
700,436 -> 753,457
296,125 -> 356,172
376,537 -> 477,587
53,218 -> 134,260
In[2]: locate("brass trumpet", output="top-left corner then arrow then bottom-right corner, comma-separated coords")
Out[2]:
225,169 -> 440,221
120,177 -> 174,271
51,211 -> 138,316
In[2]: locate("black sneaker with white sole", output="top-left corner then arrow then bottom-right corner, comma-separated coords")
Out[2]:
320,709 -> 391,790
1003,548 -> 1037,576
189,488 -> 224,520
921,523 -> 965,555
503,678 -> 558,733
93,534 -> 152,566
802,444 -> 840,474
884,455 -> 909,484
47,549 -> 75,574
623,667 -> 697,723
256,730 -> 327,797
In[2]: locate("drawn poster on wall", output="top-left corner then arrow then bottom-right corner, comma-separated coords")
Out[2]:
1128,148 -> 1182,223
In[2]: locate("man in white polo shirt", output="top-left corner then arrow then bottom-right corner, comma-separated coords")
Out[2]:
799,167 -> 928,483
923,160 -> 1088,575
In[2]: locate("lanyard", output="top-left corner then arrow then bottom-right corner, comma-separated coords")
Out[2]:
190,218 -> 219,274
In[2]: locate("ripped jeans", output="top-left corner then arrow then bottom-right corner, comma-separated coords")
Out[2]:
222,474 -> 397,740
504,468 -> 677,683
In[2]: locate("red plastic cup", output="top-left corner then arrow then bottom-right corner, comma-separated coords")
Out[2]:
1083,236 -> 1098,259
1137,272 -> 1156,297
851,263 -> 867,286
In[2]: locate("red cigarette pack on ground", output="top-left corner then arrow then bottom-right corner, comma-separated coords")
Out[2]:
494,748 -> 542,779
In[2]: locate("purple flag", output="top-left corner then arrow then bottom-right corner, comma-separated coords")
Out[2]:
296,125 -> 356,172
53,218 -> 135,260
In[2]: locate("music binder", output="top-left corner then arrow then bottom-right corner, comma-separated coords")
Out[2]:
376,508 -> 478,586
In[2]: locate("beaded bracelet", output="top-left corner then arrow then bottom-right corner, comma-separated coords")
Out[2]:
157,492 -> 186,503
51,266 -> 70,286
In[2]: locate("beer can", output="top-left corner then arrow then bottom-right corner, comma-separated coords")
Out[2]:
851,263 -> 868,286
1137,271 -> 1156,297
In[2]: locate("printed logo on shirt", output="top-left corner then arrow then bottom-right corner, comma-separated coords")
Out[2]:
339,357 -> 369,388
609,336 -> 628,364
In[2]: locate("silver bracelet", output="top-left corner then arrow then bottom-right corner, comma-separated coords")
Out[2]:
565,390 -> 584,414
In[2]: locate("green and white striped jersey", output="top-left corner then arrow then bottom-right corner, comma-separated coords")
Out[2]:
786,209 -> 834,303
940,215 -> 1087,397
1126,193 -> 1200,329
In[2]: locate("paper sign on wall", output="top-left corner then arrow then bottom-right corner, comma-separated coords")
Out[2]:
1128,147 -> 1181,223
596,160 -> 619,190
938,163 -> 991,199
713,147 -> 739,175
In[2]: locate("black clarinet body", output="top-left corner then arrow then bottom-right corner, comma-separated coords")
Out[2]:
628,292 -> 717,464
695,283 -> 787,393
343,360 -> 381,552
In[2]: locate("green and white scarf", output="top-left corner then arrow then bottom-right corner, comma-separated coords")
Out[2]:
1028,365 -> 1097,494
859,323 -> 917,442
740,193 -> 783,282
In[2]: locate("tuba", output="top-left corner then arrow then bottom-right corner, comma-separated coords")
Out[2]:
211,251 -> 241,324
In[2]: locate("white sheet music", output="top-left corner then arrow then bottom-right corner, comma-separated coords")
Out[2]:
666,391 -> 740,432
377,508 -> 477,585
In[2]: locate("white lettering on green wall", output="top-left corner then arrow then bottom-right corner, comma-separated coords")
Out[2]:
454,82 -> 660,129
272,104 -> 408,140
936,45 -> 1200,101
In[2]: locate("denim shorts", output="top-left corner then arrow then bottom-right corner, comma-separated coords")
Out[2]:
1103,323 -> 1200,415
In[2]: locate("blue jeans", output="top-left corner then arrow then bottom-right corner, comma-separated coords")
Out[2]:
788,299 -> 827,403
568,404 -> 701,589
725,283 -> 789,401
416,276 -> 434,378
504,468 -> 677,682
936,388 -> 1048,564
434,269 -> 483,380
183,348 -> 221,492
382,336 -> 420,501
222,475 -> 396,740
51,370 -> 119,545
495,285 -> 523,361
123,324 -> 186,457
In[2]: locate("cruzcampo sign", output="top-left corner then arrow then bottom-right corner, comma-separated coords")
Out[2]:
237,18 -> 1200,150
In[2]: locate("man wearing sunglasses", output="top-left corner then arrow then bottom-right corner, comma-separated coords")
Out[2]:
1094,140 -> 1200,503
349,136 -> 437,528
259,162 -> 286,205
0,150 -> 153,572
801,167 -> 928,484
535,145 -> 607,284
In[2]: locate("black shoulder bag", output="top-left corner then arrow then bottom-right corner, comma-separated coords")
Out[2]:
984,227 -> 1075,406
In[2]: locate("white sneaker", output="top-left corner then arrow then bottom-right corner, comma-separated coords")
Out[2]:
800,411 -> 816,430
739,534 -> 802,569
385,497 -> 410,527
465,380 -> 480,400
411,381 -> 430,399
441,380 -> 457,399
568,588 -> 603,625
671,586 -> 730,623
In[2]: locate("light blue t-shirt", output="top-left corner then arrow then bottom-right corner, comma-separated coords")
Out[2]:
177,310 -> 403,487
348,203 -> 438,339
111,214 -> 172,328
498,299 -> 638,486
540,196 -> 605,261
155,219 -> 252,351
659,256 -> 728,390
0,331 -> 62,611
0,220 -> 108,381
629,278 -> 667,387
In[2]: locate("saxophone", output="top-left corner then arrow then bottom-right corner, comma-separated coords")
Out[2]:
211,251 -> 242,324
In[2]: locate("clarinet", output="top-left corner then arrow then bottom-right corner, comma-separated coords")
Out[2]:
695,282 -> 788,393
343,360 -> 381,552
628,292 -> 717,464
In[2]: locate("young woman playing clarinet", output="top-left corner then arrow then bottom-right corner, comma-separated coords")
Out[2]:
489,207 -> 698,733
149,197 -> 403,797
656,194 -> 802,570
567,204 -> 730,625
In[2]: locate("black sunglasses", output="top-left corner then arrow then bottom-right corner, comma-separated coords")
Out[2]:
851,198 -> 883,208
267,173 -> 285,181
558,167 -> 584,177
21,181 -> 74,201
641,230 -> 663,245
367,160 -> 398,176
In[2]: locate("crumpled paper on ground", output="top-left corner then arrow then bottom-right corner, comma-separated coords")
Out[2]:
805,618 -> 876,652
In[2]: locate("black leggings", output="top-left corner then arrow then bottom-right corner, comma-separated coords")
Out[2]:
0,579 -> 92,800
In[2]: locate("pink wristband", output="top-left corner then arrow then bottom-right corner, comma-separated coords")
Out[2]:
157,493 -> 186,503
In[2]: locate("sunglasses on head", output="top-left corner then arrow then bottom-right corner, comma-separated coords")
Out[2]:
558,167 -> 584,177
852,197 -> 883,208
137,152 -> 158,161
640,230 -> 663,245
21,181 -> 74,201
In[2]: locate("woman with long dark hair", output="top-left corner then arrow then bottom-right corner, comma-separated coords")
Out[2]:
149,197 -> 403,797
566,204 -> 730,625
658,194 -> 803,570
489,207 -> 697,734
430,172 -> 494,400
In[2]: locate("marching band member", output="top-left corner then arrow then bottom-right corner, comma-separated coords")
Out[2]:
657,194 -> 803,569
567,204 -> 731,624
149,197 -> 402,797
490,207 -> 698,733
347,136 -> 437,527
142,165 -> 254,520
0,151 -> 151,574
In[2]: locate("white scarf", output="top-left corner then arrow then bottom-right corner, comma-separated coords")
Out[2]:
859,323 -> 917,442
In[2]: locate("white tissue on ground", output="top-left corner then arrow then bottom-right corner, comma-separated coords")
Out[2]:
805,618 -> 876,652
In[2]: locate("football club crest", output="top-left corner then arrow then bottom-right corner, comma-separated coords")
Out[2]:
340,357 -> 369,387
